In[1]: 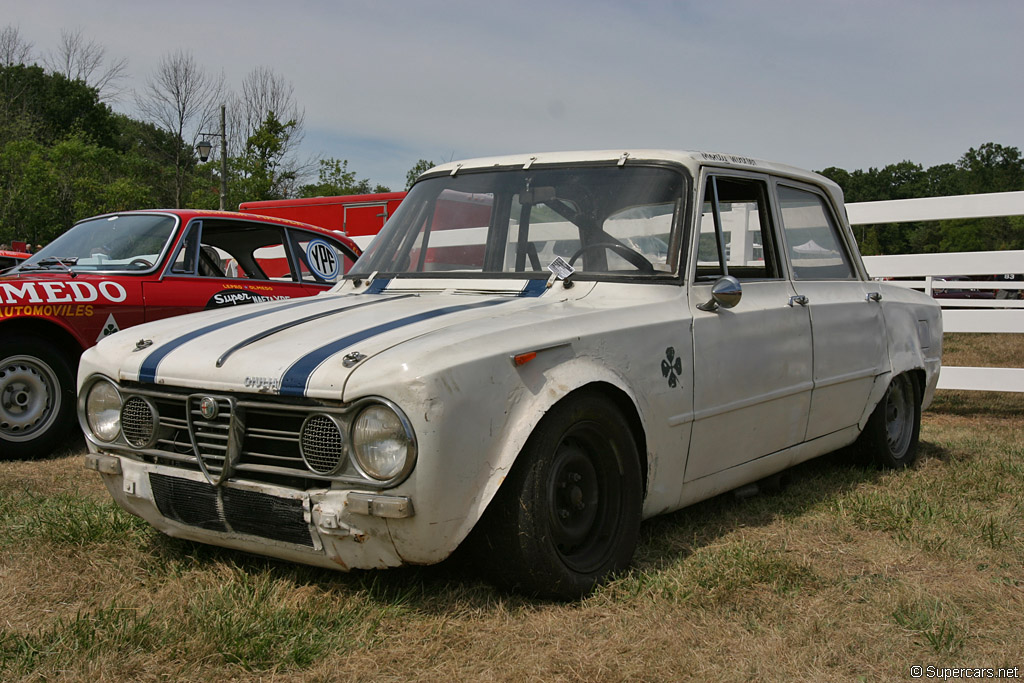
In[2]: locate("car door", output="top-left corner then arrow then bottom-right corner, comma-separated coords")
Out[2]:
685,172 -> 814,482
774,182 -> 888,439
142,218 -> 312,321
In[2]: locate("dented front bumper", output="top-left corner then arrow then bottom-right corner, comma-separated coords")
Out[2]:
86,453 -> 413,571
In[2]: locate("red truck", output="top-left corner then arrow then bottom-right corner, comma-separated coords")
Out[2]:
1,209 -> 360,458
239,192 -> 406,250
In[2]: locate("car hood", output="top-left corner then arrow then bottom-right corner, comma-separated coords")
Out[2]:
89,279 -> 587,399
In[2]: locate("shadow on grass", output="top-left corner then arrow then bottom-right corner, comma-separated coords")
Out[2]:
927,390 -> 1024,419
127,440 -> 952,613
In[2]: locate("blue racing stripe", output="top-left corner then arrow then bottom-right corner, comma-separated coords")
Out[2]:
365,278 -> 390,294
279,298 -> 508,397
520,279 -> 547,297
137,297 -> 332,383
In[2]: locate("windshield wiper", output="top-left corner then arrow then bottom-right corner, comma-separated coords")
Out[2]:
21,257 -> 79,277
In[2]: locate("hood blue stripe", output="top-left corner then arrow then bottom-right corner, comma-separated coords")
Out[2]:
137,297 -> 331,383
279,298 -> 508,397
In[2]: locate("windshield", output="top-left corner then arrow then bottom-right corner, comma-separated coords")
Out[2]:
17,214 -> 177,273
349,165 -> 686,280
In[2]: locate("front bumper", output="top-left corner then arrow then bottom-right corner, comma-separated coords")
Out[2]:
86,453 -> 411,571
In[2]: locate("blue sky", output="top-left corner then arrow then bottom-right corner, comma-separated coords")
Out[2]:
5,0 -> 1023,192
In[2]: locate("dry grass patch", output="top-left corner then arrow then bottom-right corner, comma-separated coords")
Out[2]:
2,389 -> 1023,680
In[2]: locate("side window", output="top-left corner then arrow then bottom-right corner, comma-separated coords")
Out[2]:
172,220 -> 296,281
696,176 -> 780,281
171,223 -> 199,274
290,231 -> 356,284
777,185 -> 855,280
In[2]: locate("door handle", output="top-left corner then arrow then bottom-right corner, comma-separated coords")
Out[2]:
788,294 -> 809,307
866,292 -> 882,302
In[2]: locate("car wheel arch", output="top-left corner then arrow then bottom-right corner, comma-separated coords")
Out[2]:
472,375 -> 649,531
0,317 -> 85,365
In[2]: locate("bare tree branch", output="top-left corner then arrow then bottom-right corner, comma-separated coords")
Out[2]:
44,28 -> 127,101
232,66 -> 311,196
0,25 -> 33,67
134,49 -> 224,207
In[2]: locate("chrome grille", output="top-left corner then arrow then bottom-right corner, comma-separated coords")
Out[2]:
300,414 -> 346,474
121,396 -> 156,448
112,386 -> 371,490
186,394 -> 236,483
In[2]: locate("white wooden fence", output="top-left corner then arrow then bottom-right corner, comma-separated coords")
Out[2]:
849,191 -> 1024,392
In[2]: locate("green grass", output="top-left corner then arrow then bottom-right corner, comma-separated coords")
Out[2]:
2,392 -> 1023,680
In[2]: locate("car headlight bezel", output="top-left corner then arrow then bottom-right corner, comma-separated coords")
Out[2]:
350,399 -> 417,484
82,376 -> 123,443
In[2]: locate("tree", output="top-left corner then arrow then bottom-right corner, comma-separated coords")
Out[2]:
0,64 -> 117,147
299,158 -> 390,197
956,143 -> 1024,194
44,28 -> 127,102
229,111 -> 299,203
225,66 -> 310,190
134,49 -> 222,207
405,158 -> 435,190
0,25 -> 32,67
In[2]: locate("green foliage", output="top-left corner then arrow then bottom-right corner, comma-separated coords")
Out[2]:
229,111 -> 299,203
0,64 -> 117,148
819,143 -> 1024,255
405,158 -> 435,190
299,157 -> 391,198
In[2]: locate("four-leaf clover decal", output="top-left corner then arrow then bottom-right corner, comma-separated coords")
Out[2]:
661,346 -> 682,388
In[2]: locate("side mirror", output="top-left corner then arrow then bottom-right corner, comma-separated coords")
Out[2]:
697,275 -> 742,312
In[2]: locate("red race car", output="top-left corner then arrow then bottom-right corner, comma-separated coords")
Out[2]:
0,249 -> 31,273
1,209 -> 360,458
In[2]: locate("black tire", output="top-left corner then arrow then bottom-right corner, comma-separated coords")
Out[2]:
857,372 -> 921,469
0,334 -> 77,459
476,392 -> 643,599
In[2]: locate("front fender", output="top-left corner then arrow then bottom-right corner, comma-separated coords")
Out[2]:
343,346 -> 646,565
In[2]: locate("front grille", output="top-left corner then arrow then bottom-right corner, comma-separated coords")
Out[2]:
149,473 -> 313,547
115,386 -> 367,490
121,396 -> 156,448
300,414 -> 346,474
186,395 -> 235,482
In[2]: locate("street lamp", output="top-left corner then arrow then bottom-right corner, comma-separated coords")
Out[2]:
199,104 -> 228,211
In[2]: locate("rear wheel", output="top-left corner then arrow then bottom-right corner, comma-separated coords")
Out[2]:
857,372 -> 921,468
0,335 -> 76,459
477,393 -> 643,599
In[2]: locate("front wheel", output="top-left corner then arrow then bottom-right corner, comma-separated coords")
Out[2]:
0,335 -> 77,459
476,393 -> 643,599
857,372 -> 921,468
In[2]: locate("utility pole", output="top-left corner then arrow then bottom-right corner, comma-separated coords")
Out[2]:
219,104 -> 227,211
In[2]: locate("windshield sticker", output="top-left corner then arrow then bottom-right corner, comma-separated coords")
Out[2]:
207,289 -> 292,309
0,280 -> 127,305
97,313 -> 120,341
547,256 -> 575,281
305,239 -> 340,281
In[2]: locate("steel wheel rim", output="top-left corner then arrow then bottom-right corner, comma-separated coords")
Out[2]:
884,375 -> 914,457
0,354 -> 61,441
546,422 -> 622,574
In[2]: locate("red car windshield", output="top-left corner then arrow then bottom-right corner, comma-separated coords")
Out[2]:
17,214 -> 177,273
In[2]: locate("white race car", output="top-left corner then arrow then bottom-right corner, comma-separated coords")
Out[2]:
79,150 -> 942,598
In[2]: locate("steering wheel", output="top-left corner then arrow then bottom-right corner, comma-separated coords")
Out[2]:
568,242 -> 654,273
129,258 -> 153,268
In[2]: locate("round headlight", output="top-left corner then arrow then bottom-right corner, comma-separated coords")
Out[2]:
86,379 -> 122,443
351,403 -> 414,481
